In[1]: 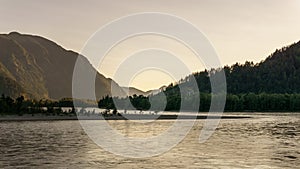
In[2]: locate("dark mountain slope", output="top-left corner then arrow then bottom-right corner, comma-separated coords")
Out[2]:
0,32 -> 131,99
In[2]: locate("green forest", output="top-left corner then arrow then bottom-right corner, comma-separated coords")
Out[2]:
99,41 -> 300,112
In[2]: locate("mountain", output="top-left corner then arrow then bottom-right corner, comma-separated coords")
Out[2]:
163,40 -> 300,95
2,32 -> 297,100
0,32 -> 147,100
223,41 -> 300,94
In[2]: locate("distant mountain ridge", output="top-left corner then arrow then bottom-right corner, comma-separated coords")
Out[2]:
0,32 -> 148,100
121,87 -> 161,96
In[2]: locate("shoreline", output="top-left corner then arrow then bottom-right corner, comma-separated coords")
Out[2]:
0,114 -> 251,121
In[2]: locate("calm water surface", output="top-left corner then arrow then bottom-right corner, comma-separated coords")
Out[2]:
0,113 -> 299,168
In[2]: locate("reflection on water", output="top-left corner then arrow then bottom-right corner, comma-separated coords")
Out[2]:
0,113 -> 299,168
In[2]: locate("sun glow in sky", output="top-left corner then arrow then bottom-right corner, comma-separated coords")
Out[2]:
98,35 -> 204,90
1,0 -> 300,91
130,69 -> 175,92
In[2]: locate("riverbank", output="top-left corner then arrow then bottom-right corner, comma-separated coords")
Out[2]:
0,114 -> 251,121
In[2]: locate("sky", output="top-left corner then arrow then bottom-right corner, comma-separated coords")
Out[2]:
1,0 -> 300,91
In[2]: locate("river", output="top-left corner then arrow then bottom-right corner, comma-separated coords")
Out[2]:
0,113 -> 299,168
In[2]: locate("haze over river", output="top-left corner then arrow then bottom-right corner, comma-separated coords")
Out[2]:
0,113 -> 299,168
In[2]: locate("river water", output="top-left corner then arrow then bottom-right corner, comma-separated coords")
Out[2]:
0,113 -> 299,168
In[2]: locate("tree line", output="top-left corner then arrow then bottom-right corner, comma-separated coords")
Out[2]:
0,95 -> 82,116
98,92 -> 300,112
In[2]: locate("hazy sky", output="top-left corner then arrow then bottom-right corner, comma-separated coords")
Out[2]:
1,0 -> 300,91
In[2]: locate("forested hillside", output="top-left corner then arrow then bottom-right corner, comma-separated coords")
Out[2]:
99,41 -> 300,112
